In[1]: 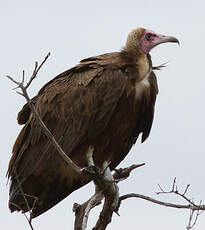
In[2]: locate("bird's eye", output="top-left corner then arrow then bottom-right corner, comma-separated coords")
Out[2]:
145,33 -> 152,41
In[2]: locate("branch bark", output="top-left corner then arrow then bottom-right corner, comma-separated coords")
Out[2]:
119,193 -> 205,211
73,163 -> 145,230
73,192 -> 104,230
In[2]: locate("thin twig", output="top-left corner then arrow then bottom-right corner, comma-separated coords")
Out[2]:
156,178 -> 205,229
14,169 -> 32,216
157,178 -> 197,207
9,202 -> 34,230
183,184 -> 190,196
187,200 -> 204,230
14,169 -> 39,224
25,53 -> 50,89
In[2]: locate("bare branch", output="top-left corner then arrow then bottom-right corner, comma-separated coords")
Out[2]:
113,163 -> 145,181
157,183 -> 166,193
7,53 -> 81,175
157,178 -> 198,207
25,53 -> 50,89
119,193 -> 205,211
187,201 -> 204,230
22,70 -> 25,85
74,162 -> 146,230
74,154 -> 127,230
156,178 -> 205,229
7,75 -> 21,86
13,168 -> 39,225
14,169 -> 32,216
73,192 -> 104,230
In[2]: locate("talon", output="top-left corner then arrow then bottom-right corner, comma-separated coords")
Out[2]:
81,166 -> 101,181
114,210 -> 120,216
81,166 -> 98,174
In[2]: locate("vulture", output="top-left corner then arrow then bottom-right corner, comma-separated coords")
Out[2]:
7,28 -> 179,218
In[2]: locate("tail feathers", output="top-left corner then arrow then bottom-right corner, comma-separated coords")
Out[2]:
8,175 -> 40,214
8,173 -> 90,218
9,193 -> 34,214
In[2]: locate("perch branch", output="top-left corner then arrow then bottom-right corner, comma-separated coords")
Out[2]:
92,162 -> 119,230
73,145 -> 104,230
74,162 -> 145,230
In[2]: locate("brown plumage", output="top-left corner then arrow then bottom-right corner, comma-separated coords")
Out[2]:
7,28 -> 178,218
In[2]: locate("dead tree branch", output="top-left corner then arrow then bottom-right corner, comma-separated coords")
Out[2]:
73,192 -> 104,230
155,178 -> 205,229
119,193 -> 205,211
156,177 -> 204,210
7,53 -> 81,175
73,162 -> 145,230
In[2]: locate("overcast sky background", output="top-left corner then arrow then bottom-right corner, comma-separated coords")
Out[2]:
1,0 -> 205,229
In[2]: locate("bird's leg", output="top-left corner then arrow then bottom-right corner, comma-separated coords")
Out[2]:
101,161 -> 119,212
81,145 -> 102,182
86,145 -> 95,167
73,146 -> 104,230
82,147 -> 119,211
92,162 -> 120,229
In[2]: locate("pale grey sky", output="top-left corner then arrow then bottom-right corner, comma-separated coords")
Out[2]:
1,0 -> 205,229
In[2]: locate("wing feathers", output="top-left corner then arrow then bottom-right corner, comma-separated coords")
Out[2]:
8,52 -> 158,217
8,58 -> 127,216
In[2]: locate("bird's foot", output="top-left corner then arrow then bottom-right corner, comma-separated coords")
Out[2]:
81,166 -> 101,181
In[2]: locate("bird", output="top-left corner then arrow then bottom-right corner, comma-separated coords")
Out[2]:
7,27 -> 179,218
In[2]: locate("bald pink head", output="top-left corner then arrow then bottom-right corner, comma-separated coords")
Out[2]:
140,29 -> 179,54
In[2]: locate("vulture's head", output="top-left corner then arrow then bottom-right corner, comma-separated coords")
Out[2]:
125,27 -> 179,55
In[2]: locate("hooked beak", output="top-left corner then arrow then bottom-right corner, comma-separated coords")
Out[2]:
154,34 -> 180,47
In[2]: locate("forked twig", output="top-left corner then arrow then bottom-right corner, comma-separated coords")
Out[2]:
157,178 -> 198,207
156,178 -> 205,229
187,201 -> 204,230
